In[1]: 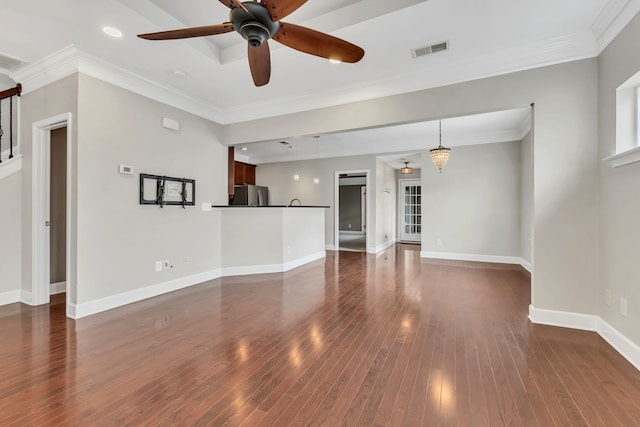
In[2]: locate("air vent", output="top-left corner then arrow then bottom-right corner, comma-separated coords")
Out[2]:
0,52 -> 25,71
412,41 -> 449,58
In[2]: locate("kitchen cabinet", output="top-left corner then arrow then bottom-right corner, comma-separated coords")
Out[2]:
228,146 -> 257,200
234,161 -> 256,185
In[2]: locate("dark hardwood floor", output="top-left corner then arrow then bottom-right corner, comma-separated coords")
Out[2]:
1,244 -> 640,426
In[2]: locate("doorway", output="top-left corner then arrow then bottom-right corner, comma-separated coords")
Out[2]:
399,179 -> 421,242
49,128 -> 67,297
31,113 -> 73,316
335,170 -> 370,252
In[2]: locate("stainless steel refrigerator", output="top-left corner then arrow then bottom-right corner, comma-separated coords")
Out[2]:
231,185 -> 270,206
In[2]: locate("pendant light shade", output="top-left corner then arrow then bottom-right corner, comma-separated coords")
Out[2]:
400,161 -> 413,174
430,120 -> 451,173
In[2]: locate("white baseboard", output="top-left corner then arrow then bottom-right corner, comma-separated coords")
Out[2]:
0,290 -> 21,306
71,269 -> 222,319
283,251 -> 326,271
520,259 -> 532,273
50,281 -> 66,295
325,244 -> 336,251
529,305 -> 640,372
368,239 -> 396,254
597,319 -> 640,372
67,302 -> 77,319
528,305 -> 599,330
20,290 -> 33,306
223,251 -> 326,277
421,251 -> 523,265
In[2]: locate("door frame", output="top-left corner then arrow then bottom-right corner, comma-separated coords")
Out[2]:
334,169 -> 370,252
31,113 -> 73,314
398,178 -> 422,242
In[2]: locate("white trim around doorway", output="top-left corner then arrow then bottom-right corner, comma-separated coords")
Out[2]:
31,113 -> 73,317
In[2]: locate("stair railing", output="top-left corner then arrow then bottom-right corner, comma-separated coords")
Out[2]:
0,83 -> 22,164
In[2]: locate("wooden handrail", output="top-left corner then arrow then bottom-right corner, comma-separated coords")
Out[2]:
0,84 -> 21,100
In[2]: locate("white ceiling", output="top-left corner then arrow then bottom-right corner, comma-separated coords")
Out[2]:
1,0 -> 637,166
236,106 -> 532,167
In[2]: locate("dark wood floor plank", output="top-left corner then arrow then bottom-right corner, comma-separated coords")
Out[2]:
1,246 -> 640,426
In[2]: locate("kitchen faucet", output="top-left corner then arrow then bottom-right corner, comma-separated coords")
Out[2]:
289,198 -> 301,206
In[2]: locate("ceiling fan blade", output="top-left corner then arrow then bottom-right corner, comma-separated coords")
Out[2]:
219,0 -> 250,14
273,22 -> 364,63
138,23 -> 233,40
261,0 -> 308,22
248,43 -> 271,86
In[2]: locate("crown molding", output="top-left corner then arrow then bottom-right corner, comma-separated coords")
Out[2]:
6,26 -> 605,126
224,31 -> 599,123
11,45 -> 226,124
591,0 -> 640,52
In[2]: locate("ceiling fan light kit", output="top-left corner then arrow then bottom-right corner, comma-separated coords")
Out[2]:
137,0 -> 365,87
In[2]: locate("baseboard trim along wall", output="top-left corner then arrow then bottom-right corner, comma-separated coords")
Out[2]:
70,251 -> 327,319
222,251 -> 326,277
529,305 -> 640,372
0,290 -> 21,306
369,239 -> 396,254
421,251 -> 524,266
70,269 -> 223,319
50,282 -> 66,295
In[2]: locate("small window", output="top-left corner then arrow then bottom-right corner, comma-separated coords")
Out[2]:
606,70 -> 640,167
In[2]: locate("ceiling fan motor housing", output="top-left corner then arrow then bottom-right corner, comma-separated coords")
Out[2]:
231,2 -> 280,47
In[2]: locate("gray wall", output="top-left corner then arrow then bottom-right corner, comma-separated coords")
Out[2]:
50,127 -> 66,284
597,11 -> 640,344
376,159 -> 396,247
256,154 -> 378,249
20,74 -> 79,303
520,130 -> 533,265
421,141 -> 522,257
230,58 -> 600,317
339,185 -> 363,231
0,172 -> 21,295
74,75 -> 227,304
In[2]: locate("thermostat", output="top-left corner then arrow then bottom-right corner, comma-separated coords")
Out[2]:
119,164 -> 134,175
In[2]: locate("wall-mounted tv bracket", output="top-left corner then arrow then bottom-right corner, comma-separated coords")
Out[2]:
139,173 -> 195,208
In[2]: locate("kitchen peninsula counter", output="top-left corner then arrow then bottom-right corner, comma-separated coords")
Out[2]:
211,205 -> 329,208
214,206 -> 326,276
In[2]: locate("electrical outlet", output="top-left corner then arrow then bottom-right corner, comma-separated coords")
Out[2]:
163,260 -> 171,270
605,289 -> 611,307
620,297 -> 628,317
436,239 -> 442,247
155,261 -> 163,272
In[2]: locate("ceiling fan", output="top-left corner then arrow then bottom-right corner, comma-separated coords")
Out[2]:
137,0 -> 365,87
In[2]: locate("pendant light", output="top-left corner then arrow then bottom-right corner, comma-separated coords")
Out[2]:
430,120 -> 451,173
400,161 -> 413,175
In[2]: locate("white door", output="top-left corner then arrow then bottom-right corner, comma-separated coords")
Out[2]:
400,180 -> 421,242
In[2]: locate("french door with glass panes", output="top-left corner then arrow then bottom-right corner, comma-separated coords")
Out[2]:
400,180 -> 421,242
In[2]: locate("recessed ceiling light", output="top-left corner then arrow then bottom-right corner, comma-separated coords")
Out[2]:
241,147 -> 248,151
103,26 -> 123,38
173,70 -> 188,78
